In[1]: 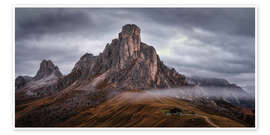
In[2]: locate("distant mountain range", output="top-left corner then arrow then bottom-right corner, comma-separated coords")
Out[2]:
15,24 -> 255,127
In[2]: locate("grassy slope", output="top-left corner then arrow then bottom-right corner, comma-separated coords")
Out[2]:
59,91 -> 245,127
15,81 -> 81,120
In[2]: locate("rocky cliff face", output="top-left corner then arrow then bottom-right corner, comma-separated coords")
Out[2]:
186,76 -> 253,108
15,76 -> 32,90
60,24 -> 186,90
187,76 -> 247,93
102,24 -> 187,89
15,24 -> 185,93
33,60 -> 62,80
187,76 -> 237,87
56,53 -> 97,90
55,24 -> 187,91
15,60 -> 63,98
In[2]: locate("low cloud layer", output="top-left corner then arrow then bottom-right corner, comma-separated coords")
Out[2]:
120,87 -> 254,104
15,8 -> 255,93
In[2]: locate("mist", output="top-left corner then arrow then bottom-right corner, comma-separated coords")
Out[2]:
119,86 -> 255,107
150,87 -> 253,99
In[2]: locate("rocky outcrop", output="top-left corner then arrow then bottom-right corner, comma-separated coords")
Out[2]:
16,60 -> 63,98
186,76 -> 253,108
73,24 -> 187,90
33,60 -> 62,80
16,24 -> 187,92
15,76 -> 32,90
55,24 -> 187,90
187,76 -> 245,90
56,53 -> 97,90
103,24 -> 187,89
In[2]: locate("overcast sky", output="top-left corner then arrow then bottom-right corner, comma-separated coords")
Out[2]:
15,8 -> 255,93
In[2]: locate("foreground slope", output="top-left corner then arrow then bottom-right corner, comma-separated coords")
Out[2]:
60,90 -> 245,127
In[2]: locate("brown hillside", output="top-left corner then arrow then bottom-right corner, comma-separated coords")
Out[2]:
59,91 -> 244,127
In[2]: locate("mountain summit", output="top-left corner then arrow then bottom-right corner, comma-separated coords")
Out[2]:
58,24 -> 187,90
33,60 -> 62,80
15,60 -> 63,97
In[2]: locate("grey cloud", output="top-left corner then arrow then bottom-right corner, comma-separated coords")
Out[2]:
15,39 -> 81,76
132,8 -> 255,37
16,8 -> 92,40
157,27 -> 255,75
15,8 -> 123,41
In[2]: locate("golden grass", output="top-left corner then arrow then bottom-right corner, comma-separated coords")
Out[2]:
60,91 -> 245,127
15,81 -> 81,120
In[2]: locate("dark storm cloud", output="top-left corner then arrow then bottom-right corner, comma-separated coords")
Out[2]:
15,8 -> 122,41
16,8 -> 90,40
168,33 -> 255,74
15,8 -> 255,93
130,8 -> 255,37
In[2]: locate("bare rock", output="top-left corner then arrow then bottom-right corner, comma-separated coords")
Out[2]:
17,24 -> 187,93
33,60 -> 62,80
16,60 -> 64,98
84,24 -> 187,90
15,76 -> 32,90
56,53 -> 97,90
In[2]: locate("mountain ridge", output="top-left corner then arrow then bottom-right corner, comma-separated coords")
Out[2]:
15,24 -> 251,104
53,24 -> 187,91
15,24 -> 250,102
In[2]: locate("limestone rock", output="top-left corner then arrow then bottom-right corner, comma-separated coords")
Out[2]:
17,24 -> 187,93
82,24 -> 187,90
15,60 -> 64,97
15,76 -> 32,90
33,60 -> 62,80
55,53 -> 96,91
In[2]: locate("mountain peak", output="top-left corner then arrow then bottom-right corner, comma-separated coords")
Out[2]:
41,59 -> 54,66
72,53 -> 96,78
119,24 -> 141,38
33,59 -> 62,80
55,24 -> 187,90
93,24 -> 186,89
118,24 -> 141,47
80,53 -> 94,59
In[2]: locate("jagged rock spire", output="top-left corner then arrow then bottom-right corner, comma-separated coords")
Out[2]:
33,60 -> 62,80
119,24 -> 141,44
57,24 -> 187,90
116,24 -> 141,69
98,24 -> 186,89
